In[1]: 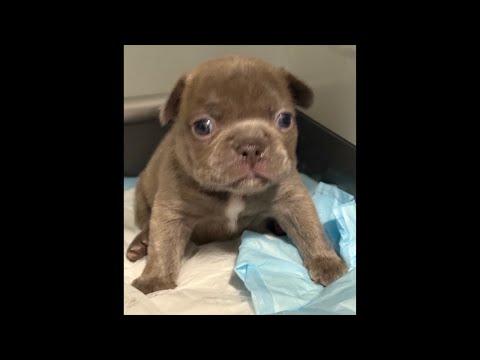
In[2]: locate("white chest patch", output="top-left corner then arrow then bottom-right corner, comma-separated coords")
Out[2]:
225,195 -> 245,232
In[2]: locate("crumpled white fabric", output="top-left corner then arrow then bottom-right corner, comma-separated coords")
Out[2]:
124,188 -> 255,315
123,175 -> 356,315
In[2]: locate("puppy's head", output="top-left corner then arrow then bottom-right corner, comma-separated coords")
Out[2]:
161,56 -> 313,195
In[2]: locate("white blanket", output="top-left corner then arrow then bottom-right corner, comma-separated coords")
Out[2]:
124,189 -> 255,315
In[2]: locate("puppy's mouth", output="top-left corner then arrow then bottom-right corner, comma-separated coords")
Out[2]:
199,146 -> 291,193
222,160 -> 277,193
228,171 -> 270,188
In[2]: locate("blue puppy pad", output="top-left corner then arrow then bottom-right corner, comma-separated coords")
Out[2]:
234,176 -> 356,315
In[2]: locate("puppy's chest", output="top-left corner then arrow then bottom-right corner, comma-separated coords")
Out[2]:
191,194 -> 271,245
224,195 -> 246,232
222,195 -> 271,231
196,195 -> 262,234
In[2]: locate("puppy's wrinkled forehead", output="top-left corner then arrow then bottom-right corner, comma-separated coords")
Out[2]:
183,58 -> 293,119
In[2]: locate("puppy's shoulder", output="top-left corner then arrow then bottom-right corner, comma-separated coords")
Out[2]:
275,172 -> 310,201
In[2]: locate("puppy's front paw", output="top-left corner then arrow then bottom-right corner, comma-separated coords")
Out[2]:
306,256 -> 348,286
131,276 -> 177,294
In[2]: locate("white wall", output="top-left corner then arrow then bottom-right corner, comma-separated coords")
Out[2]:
124,45 -> 356,144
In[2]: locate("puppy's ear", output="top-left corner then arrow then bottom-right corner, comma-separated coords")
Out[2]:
281,69 -> 314,109
160,75 -> 187,126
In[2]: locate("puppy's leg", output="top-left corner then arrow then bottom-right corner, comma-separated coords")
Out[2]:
126,225 -> 149,262
134,178 -> 151,230
126,179 -> 152,262
131,198 -> 193,294
273,183 -> 348,286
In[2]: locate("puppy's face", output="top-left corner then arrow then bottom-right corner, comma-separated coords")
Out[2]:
161,56 -> 313,195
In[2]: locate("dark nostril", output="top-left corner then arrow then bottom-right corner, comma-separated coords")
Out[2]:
237,139 -> 267,162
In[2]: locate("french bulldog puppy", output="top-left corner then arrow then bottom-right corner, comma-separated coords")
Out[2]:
127,56 -> 348,294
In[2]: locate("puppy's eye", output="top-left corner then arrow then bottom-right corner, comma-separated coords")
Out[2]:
276,112 -> 293,129
193,118 -> 213,136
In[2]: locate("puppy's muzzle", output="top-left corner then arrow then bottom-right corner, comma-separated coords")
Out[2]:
236,138 -> 268,167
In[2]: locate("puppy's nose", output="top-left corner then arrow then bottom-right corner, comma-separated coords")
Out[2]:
237,140 -> 267,165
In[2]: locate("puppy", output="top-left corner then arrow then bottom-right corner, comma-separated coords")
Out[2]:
127,56 -> 348,294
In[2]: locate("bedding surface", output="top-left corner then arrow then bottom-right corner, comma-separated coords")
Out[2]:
124,176 -> 356,315
124,186 -> 255,315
